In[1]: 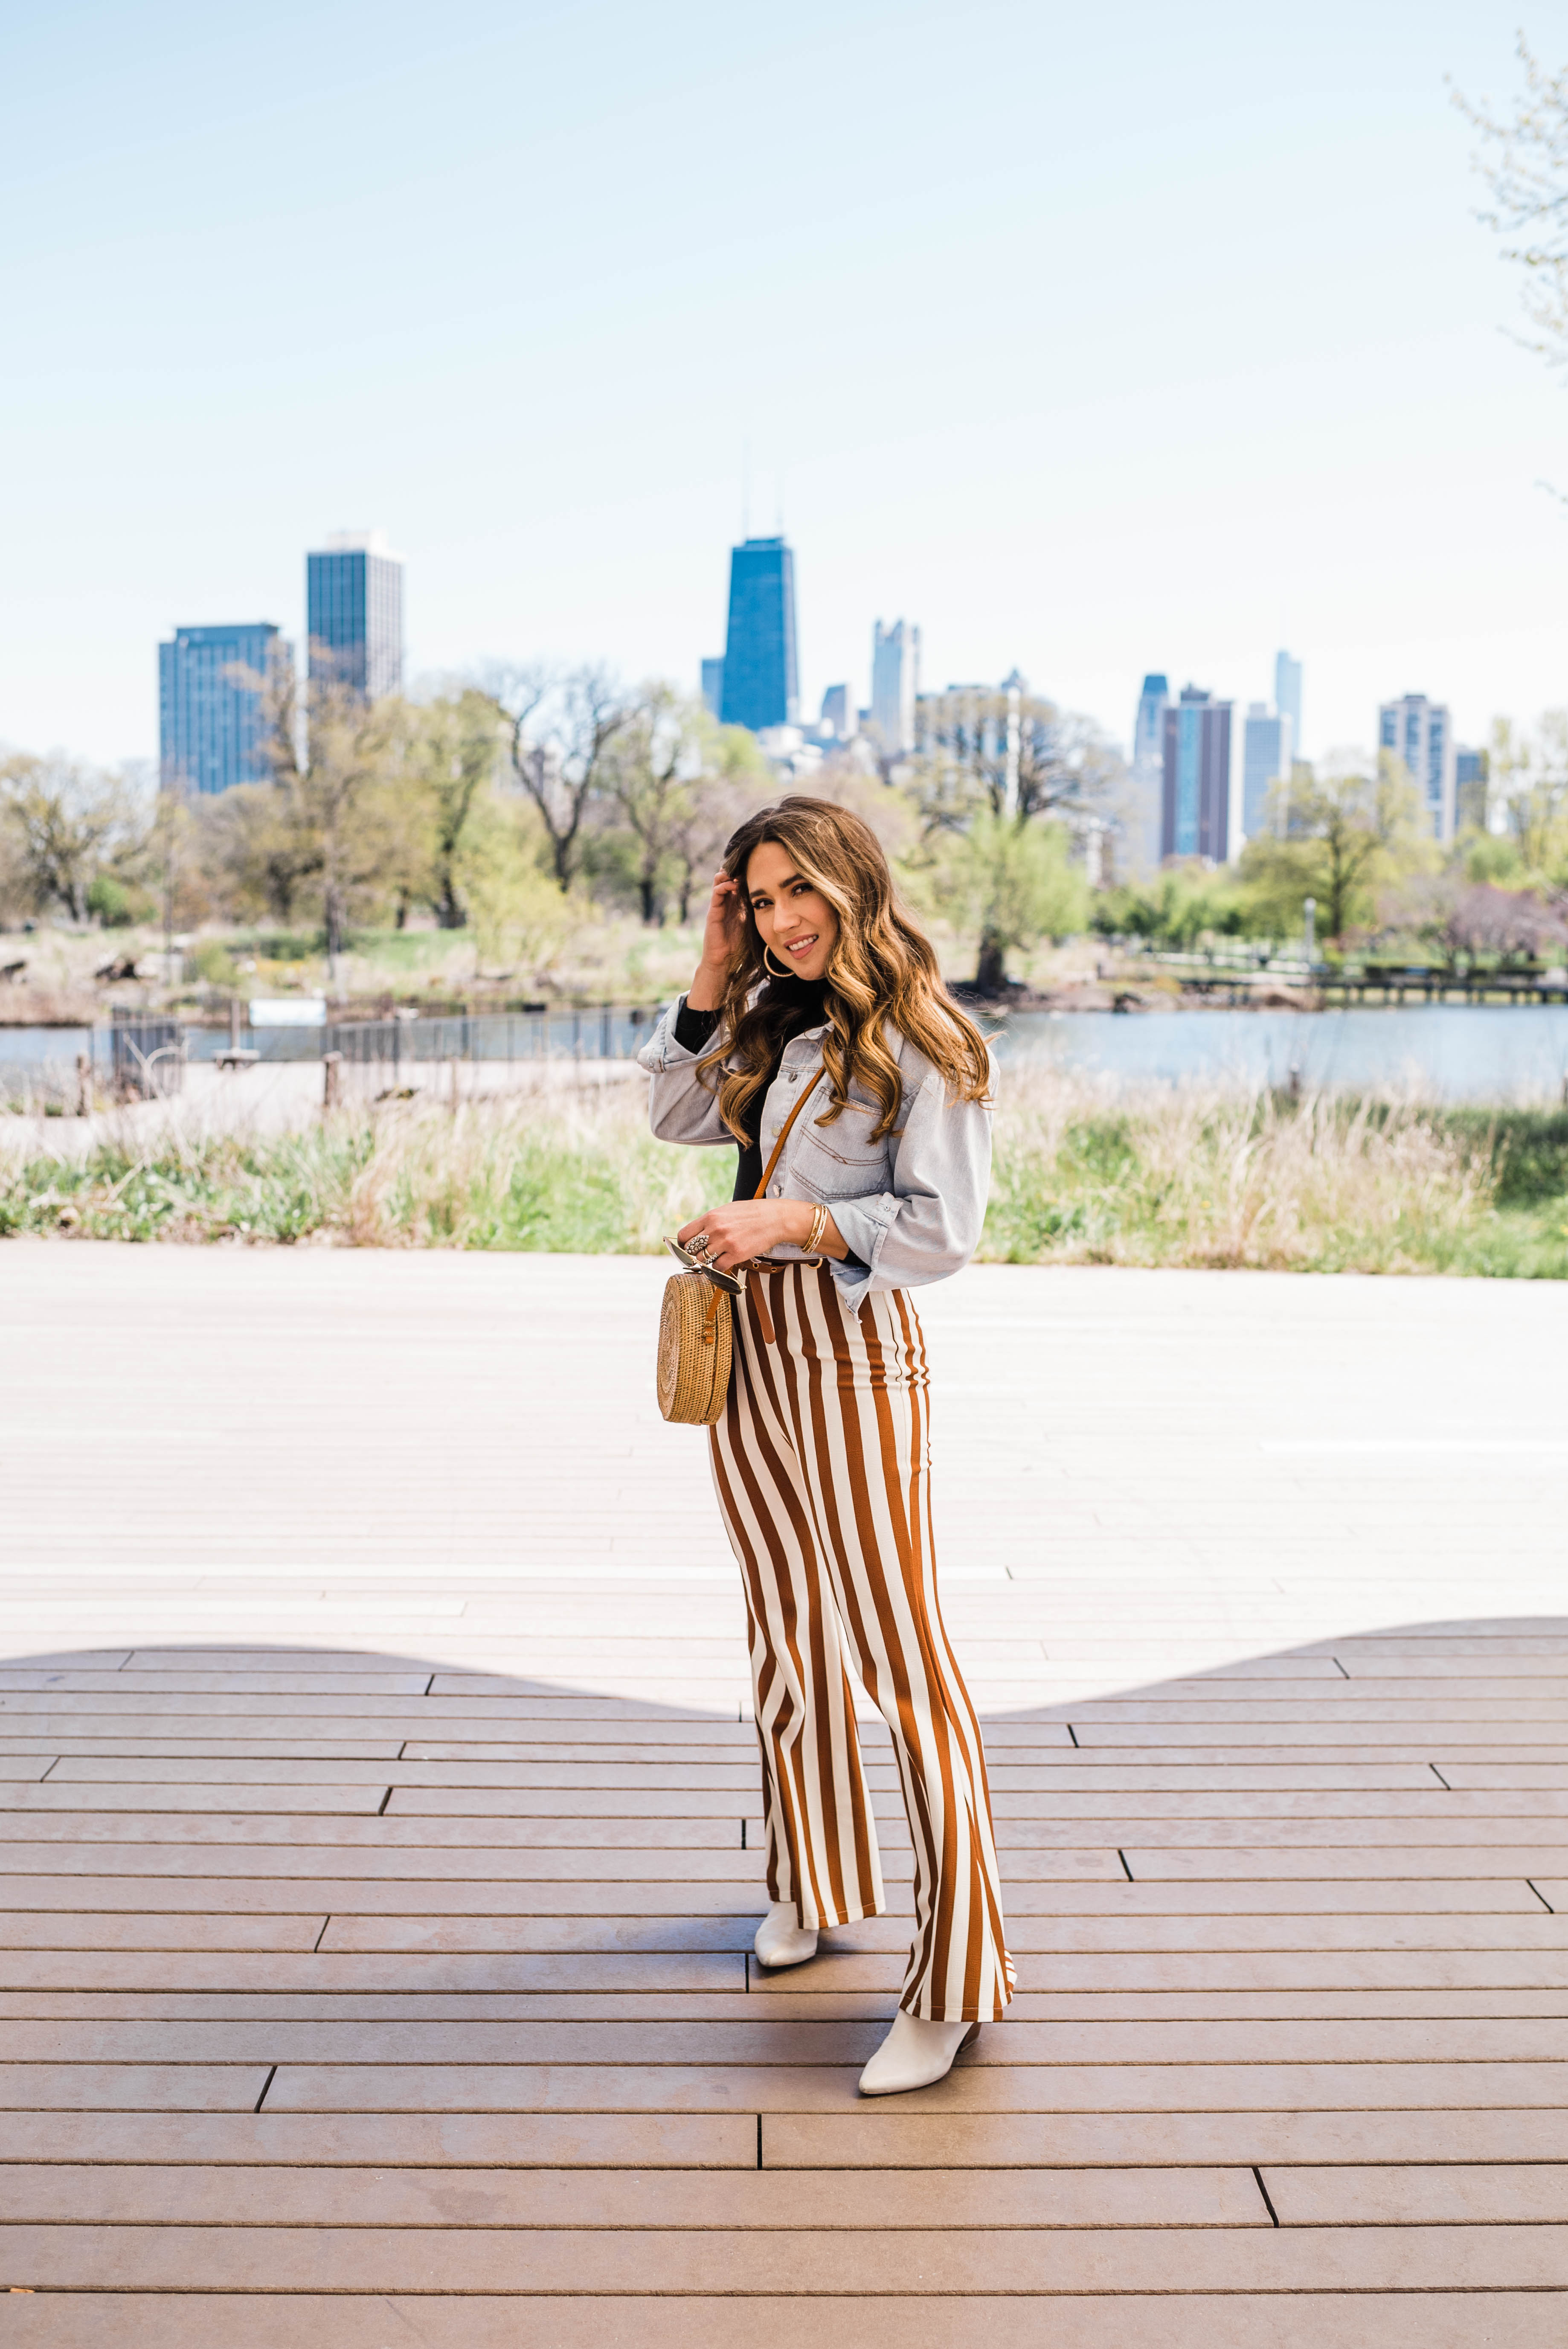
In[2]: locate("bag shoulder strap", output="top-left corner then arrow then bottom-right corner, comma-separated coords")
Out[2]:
752,1070 -> 820,1200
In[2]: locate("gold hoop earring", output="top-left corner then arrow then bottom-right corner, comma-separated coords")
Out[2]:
762,945 -> 793,980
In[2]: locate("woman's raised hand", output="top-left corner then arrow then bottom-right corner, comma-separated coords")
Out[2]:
688,869 -> 746,1010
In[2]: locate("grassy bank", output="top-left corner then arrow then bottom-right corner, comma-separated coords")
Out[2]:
3,1076 -> 1566,1274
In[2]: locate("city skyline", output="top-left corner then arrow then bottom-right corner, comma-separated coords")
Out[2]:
151,523 -> 1482,845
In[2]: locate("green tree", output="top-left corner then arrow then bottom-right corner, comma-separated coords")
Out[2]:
907,686 -> 1121,987
486,663 -> 633,891
1095,863 -> 1254,948
1240,752 -> 1432,944
408,690 -> 505,928
603,686 -> 704,925
0,753 -> 147,922
252,654 -> 412,965
931,813 -> 1089,993
1485,711 -> 1568,881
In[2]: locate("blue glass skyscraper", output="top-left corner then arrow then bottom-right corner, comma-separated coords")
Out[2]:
1241,704 -> 1291,840
719,537 -> 798,732
1161,686 -> 1234,861
158,622 -> 286,794
307,531 -> 404,698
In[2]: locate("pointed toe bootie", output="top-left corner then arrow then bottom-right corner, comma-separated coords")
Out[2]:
858,2009 -> 979,2096
754,1902 -> 819,1970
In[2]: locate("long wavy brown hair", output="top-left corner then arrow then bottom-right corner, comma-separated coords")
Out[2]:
697,795 -> 992,1144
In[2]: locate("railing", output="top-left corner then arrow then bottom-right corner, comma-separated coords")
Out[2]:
323,1007 -> 660,1067
1,1007 -> 666,1110
160,1006 -> 662,1067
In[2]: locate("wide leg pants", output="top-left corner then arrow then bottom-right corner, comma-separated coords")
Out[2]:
709,1262 -> 1014,2023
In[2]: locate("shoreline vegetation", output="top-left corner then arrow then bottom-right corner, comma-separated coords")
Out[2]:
3,1074 -> 1566,1277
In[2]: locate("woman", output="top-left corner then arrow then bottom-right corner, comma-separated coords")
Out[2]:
638,794 -> 1013,2096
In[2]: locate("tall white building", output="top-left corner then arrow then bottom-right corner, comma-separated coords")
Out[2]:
1378,693 -> 1456,841
871,619 -> 920,756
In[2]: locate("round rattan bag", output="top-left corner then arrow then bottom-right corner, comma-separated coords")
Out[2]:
657,1272 -> 734,1425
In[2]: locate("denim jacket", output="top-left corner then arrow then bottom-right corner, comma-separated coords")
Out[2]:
637,996 -> 994,1312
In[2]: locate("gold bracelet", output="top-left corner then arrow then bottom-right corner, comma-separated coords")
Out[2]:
804,1203 -> 828,1259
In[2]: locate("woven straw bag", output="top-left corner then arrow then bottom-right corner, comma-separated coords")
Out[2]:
656,1073 -> 818,1426
657,1273 -> 734,1424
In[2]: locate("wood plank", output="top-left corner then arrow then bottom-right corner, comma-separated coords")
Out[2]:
1124,1846 -> 1568,1877
4,2221 -> 1568,2290
267,2059 -> 1568,2114
0,2067 -> 270,2111
0,2162 -> 1265,2227
0,2111 -> 755,2166
766,2108 -> 1568,2167
0,1672 -> 435,1694
0,1786 -> 391,1815
9,2014 -> 1567,2062
1,2294 -> 1565,2349
0,1953 -> 744,1995
0,1917 -> 328,1952
1266,2163 -> 1568,2224
1,1869 -> 1540,1913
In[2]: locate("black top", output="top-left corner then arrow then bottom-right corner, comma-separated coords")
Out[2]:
673,977 -> 867,1271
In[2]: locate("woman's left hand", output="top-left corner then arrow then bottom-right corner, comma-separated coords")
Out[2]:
678,1198 -> 839,1272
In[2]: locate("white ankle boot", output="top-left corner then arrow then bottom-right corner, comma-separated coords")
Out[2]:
754,1901 -> 819,1970
858,2009 -> 978,2096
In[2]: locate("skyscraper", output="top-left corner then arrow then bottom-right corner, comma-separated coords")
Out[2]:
1378,693 -> 1455,841
1130,673 -> 1169,870
1161,686 -> 1235,862
700,659 -> 725,721
719,537 -> 798,732
1241,703 -> 1292,841
1274,650 -> 1303,757
306,530 -> 404,698
819,684 -> 853,740
1455,744 -> 1488,832
871,619 -> 920,755
158,622 -> 287,795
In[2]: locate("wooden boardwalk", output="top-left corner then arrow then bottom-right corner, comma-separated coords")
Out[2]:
2,1245 -> 1567,2340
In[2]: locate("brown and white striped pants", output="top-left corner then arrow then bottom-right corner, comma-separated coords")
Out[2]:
709,1262 -> 1014,2023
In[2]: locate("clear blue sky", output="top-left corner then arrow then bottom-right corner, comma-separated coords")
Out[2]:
2,0 -> 1564,766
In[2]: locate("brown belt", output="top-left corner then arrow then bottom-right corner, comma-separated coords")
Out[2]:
739,1253 -> 825,1345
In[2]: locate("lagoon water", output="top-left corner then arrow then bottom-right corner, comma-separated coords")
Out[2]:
4,1005 -> 1568,1105
994,1005 -> 1568,1103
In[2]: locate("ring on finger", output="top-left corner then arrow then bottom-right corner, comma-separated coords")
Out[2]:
688,1232 -> 711,1259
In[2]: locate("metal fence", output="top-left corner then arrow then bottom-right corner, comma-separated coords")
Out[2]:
2,1006 -> 665,1109
109,1017 -> 185,1099
323,1007 -> 659,1070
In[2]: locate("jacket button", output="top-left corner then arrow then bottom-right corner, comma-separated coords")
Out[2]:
785,1071 -> 796,1082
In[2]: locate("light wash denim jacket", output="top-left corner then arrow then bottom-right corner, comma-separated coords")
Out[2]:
637,997 -> 994,1312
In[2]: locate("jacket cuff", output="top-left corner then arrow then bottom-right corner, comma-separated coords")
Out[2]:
825,1196 -> 897,1280
636,997 -> 710,1075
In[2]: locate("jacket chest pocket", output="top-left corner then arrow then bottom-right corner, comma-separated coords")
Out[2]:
793,1111 -> 888,1200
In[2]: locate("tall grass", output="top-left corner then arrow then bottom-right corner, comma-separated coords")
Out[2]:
3,1071 -> 1565,1275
